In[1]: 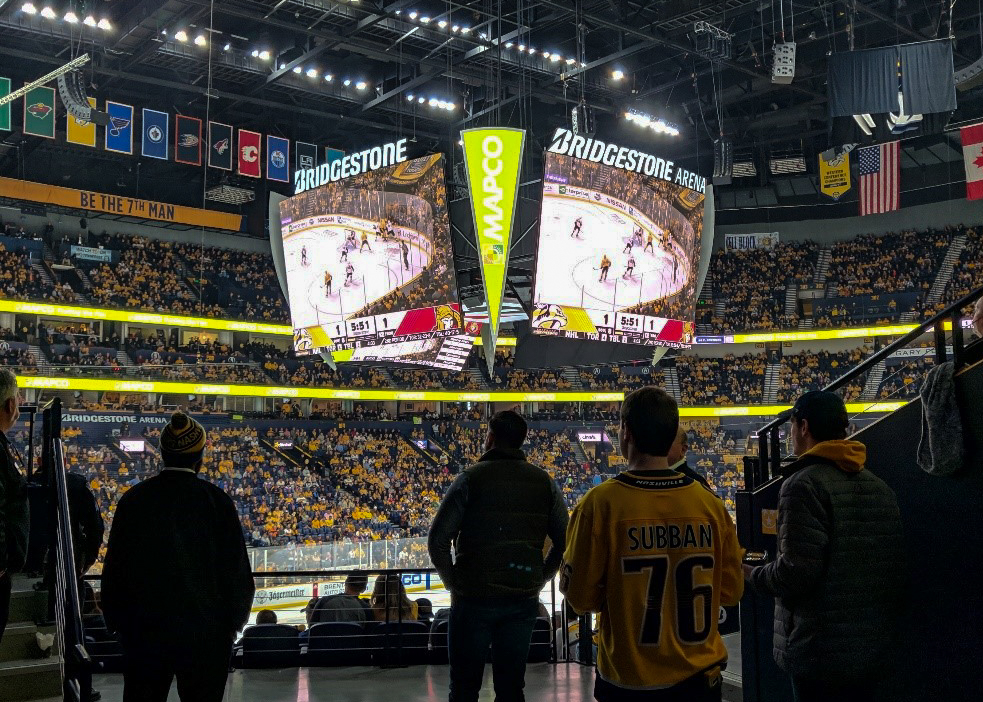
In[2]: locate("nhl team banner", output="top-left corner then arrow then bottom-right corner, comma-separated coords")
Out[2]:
175,115 -> 202,166
208,121 -> 233,171
141,109 -> 169,160
460,127 -> 525,373
296,141 -> 318,172
819,146 -> 852,200
105,102 -> 134,155
0,78 -> 9,131
267,135 -> 290,182
325,147 -> 344,165
238,129 -> 262,178
66,97 -> 97,147
23,85 -> 55,139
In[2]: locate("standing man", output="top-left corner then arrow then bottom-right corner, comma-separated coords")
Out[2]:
310,572 -> 370,623
429,410 -> 568,702
570,216 -> 583,238
973,296 -> 983,337
101,412 -> 254,702
0,369 -> 28,645
401,240 -> 411,270
562,387 -> 744,702
360,230 -> 372,252
622,255 -> 636,281
744,391 -> 904,702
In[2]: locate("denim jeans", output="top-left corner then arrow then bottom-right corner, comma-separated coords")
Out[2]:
447,595 -> 541,702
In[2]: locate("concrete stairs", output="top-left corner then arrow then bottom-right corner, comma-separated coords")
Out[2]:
40,243 -> 54,264
783,284 -> 798,317
560,367 -> 583,390
26,345 -> 52,375
764,361 -> 782,404
798,317 -> 815,329
661,365 -> 681,402
115,349 -> 134,368
28,263 -> 54,288
813,247 -> 832,288
861,360 -> 887,401
925,233 -> 968,308
466,368 -> 490,389
0,577 -> 62,702
570,436 -> 590,467
825,283 -> 839,299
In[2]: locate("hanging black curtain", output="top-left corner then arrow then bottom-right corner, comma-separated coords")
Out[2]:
899,40 -> 957,114
828,46 -> 899,117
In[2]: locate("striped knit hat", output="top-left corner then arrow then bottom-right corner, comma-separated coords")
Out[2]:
160,411 -> 206,469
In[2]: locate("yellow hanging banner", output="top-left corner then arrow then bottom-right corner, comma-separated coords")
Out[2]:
819,148 -> 852,200
66,97 -> 97,147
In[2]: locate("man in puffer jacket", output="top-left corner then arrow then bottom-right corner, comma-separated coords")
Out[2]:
745,391 -> 904,702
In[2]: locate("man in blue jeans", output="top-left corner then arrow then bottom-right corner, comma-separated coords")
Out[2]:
428,411 -> 568,702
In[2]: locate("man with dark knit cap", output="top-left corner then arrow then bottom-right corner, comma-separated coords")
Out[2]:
102,412 -> 254,702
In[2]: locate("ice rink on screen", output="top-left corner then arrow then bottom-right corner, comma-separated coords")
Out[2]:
284,225 -> 430,330
535,195 -> 689,311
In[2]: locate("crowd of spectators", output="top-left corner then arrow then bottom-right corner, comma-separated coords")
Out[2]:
877,356 -> 936,400
776,347 -> 871,403
676,353 -> 766,405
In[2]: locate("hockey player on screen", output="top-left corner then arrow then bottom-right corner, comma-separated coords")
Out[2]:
623,255 -> 636,280
673,255 -> 679,283
622,238 -> 633,254
644,231 -> 655,253
345,261 -> 355,286
360,231 -> 372,252
324,271 -> 333,296
599,254 -> 612,282
571,216 -> 583,238
400,240 -> 410,270
340,244 -> 349,262
632,225 -> 643,246
346,230 -> 358,249
301,246 -> 309,267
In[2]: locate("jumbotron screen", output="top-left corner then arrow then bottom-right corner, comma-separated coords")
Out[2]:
531,151 -> 703,348
279,154 -> 462,356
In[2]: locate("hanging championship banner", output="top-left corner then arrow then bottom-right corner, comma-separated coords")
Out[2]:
208,122 -> 233,170
296,141 -> 318,172
460,127 -> 525,374
66,97 -> 97,147
23,85 -> 55,139
141,109 -> 169,160
267,135 -> 290,182
819,146 -> 853,200
175,115 -> 202,165
0,78 -> 9,131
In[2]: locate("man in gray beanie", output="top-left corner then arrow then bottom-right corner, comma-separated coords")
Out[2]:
102,412 -> 254,702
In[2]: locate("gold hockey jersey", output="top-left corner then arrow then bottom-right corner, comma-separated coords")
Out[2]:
560,469 -> 744,690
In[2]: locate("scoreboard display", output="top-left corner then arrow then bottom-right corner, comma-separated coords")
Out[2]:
530,151 -> 704,349
278,154 -> 464,356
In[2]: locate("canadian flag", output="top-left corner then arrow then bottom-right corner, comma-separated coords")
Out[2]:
961,122 -> 983,200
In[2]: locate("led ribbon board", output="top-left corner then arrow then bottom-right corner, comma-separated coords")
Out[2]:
461,128 -> 525,373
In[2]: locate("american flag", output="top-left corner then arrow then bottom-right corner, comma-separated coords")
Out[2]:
858,141 -> 900,216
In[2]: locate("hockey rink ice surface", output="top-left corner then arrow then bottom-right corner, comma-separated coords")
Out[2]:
535,195 -> 688,311
284,225 -> 430,329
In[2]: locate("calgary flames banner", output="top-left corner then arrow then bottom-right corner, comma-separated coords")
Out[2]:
238,129 -> 262,178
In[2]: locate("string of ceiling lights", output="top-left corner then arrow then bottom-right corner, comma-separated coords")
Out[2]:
19,3 -> 111,30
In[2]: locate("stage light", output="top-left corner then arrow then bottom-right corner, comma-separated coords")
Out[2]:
428,97 -> 438,106
40,6 -> 55,19
83,15 -> 96,26
355,81 -> 367,90
417,96 -> 425,103
306,68 -> 318,78
194,34 -> 207,47
452,25 -> 459,32
21,3 -> 37,15
420,16 -> 430,23
461,26 -> 471,33
324,74 -> 333,82
408,11 -> 417,19
611,69 -> 624,80
407,94 -> 415,101
258,50 -> 271,60
479,32 -> 487,40
223,42 -> 231,51
343,78 -> 351,86
64,11 -> 78,23
292,65 -> 302,73
438,20 -> 447,28
251,49 -> 259,57
550,53 -> 561,61
542,49 -> 550,57
505,42 -> 513,48
97,18 -> 111,30
445,102 -> 456,111
566,57 -> 576,65
517,44 -> 525,51
175,30 -> 188,42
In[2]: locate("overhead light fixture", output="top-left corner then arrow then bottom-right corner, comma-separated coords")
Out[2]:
83,14 -> 96,26
40,6 -> 56,19
343,78 -> 351,86
355,81 -> 367,90
306,68 -> 318,78
428,98 -> 438,106
460,26 -> 471,33
438,20 -> 447,28
417,96 -> 425,103
408,11 -> 417,19
407,94 -> 415,101
479,32 -> 487,40
452,25 -> 460,32
251,49 -> 259,57
194,34 -> 207,46
324,74 -> 333,82
97,18 -> 111,31
21,3 -> 37,15
223,42 -> 230,51
258,50 -> 271,60
566,57 -> 576,65
292,65 -> 302,74
64,11 -> 78,23
175,30 -> 188,42
550,53 -> 561,61
542,49 -> 550,57
420,16 -> 430,23
517,44 -> 525,51
205,184 -> 255,205
445,102 -> 456,111
611,69 -> 625,80
625,109 -> 680,136
505,42 -> 513,48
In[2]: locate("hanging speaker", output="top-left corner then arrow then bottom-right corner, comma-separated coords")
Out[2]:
713,138 -> 733,178
955,57 -> 983,92
57,70 -> 109,126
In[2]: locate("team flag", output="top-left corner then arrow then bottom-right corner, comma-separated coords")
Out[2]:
141,109 -> 169,160
0,78 -> 10,131
105,102 -> 134,154
66,97 -> 97,147
208,121 -> 233,170
267,135 -> 290,182
857,141 -> 900,216
238,129 -> 262,178
296,141 -> 318,172
960,122 -> 983,200
325,147 -> 344,165
23,85 -> 55,139
175,115 -> 202,165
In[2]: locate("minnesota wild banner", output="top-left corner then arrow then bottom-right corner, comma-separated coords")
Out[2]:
66,97 -> 97,147
819,146 -> 853,200
0,78 -> 10,132
460,127 -> 525,373
23,85 -> 55,139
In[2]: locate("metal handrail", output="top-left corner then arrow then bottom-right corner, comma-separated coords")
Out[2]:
751,284 -> 983,485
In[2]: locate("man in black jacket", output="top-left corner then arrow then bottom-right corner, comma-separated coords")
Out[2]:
0,369 -> 28,645
102,412 -> 254,702
744,391 -> 904,702
429,410 -> 568,702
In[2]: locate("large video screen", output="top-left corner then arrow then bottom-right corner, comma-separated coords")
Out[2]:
531,152 -> 703,348
279,154 -> 462,355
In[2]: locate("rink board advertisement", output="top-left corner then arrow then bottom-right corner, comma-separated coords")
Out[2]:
278,153 -> 464,356
530,148 -> 703,349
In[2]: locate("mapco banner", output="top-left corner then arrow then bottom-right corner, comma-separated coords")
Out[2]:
0,177 -> 243,231
461,128 -> 525,373
819,145 -> 853,200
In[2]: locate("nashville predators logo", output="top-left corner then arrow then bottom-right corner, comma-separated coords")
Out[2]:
435,305 -> 462,331
532,303 -> 568,330
293,328 -> 314,352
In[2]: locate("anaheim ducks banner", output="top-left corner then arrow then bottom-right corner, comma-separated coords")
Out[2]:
460,127 -> 525,373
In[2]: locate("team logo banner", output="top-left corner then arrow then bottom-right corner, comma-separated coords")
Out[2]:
819,146 -> 853,200
267,135 -> 290,182
175,115 -> 202,165
461,127 -> 525,372
105,102 -> 134,154
325,147 -> 344,165
66,97 -> 97,147
296,141 -> 318,172
0,78 -> 9,131
23,85 -> 55,139
238,129 -> 261,178
208,122 -> 233,171
141,109 -> 168,160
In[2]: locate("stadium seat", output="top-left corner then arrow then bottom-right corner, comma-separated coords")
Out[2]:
528,617 -> 552,663
240,623 -> 302,669
370,621 -> 431,666
304,621 -> 369,666
428,618 -> 449,664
